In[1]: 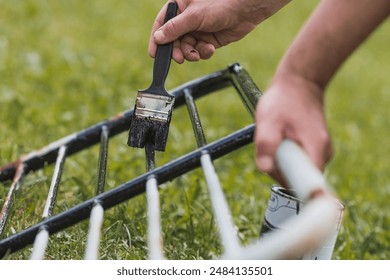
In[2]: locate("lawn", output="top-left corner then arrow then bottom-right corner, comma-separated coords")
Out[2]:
0,0 -> 389,260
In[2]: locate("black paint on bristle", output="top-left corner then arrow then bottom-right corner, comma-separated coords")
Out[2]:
127,118 -> 149,148
153,121 -> 170,151
127,118 -> 170,152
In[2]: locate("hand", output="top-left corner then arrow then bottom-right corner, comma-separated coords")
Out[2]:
149,0 -> 291,63
254,74 -> 333,184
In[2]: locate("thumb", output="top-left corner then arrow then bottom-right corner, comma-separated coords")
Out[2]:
154,11 -> 198,44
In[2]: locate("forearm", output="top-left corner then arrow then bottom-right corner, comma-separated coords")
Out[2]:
274,0 -> 390,90
240,0 -> 292,24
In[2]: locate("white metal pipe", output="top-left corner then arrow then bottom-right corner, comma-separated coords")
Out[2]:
201,152 -> 241,259
84,203 -> 104,260
276,140 -> 329,201
30,228 -> 49,260
30,146 -> 67,260
234,196 -> 338,259
146,176 -> 165,260
233,139 -> 341,259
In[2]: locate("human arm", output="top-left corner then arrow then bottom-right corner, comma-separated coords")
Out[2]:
148,0 -> 292,63
255,0 -> 390,179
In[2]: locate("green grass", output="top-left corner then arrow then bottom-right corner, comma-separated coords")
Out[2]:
1,0 -> 390,260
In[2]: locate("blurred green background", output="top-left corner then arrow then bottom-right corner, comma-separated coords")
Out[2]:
0,0 -> 389,259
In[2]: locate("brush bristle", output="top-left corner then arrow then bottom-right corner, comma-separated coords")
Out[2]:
128,118 -> 170,151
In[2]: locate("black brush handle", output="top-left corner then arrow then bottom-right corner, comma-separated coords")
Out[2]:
149,2 -> 177,96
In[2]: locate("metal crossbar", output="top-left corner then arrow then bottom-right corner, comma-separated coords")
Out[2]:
0,63 -> 341,259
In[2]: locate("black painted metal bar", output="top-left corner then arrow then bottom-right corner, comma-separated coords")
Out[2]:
0,124 -> 255,257
0,66 -> 234,183
0,62 -> 262,258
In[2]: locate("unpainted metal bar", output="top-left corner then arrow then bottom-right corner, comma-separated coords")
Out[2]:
145,142 -> 156,172
96,126 -> 109,196
85,126 -> 110,259
0,163 -> 25,235
42,145 -> 68,219
0,124 -> 255,258
184,88 -> 207,147
228,63 -> 262,117
30,145 -> 67,259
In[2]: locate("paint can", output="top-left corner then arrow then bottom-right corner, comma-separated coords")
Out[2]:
260,185 -> 344,260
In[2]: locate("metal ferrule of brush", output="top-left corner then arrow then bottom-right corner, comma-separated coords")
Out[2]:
134,91 -> 174,122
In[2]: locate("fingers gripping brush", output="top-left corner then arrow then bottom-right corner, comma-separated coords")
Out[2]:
128,2 -> 178,152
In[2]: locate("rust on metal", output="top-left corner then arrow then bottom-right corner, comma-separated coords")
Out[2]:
108,111 -> 126,122
0,162 -> 26,235
0,160 -> 22,183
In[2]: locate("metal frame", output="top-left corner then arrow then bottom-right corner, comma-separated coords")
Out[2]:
0,63 -> 261,258
0,63 -> 341,260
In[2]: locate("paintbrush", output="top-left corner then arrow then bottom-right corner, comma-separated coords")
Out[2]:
127,1 -> 177,152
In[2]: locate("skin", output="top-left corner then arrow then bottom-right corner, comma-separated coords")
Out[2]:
149,0 -> 292,63
255,0 -> 390,180
149,0 -> 390,183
